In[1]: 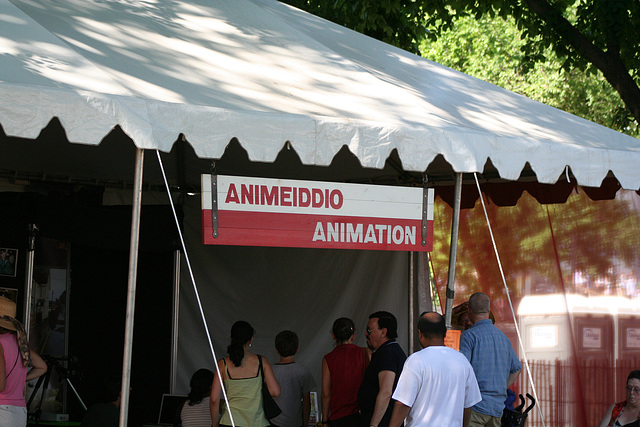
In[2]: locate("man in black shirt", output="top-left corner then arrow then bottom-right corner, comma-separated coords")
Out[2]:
357,311 -> 407,427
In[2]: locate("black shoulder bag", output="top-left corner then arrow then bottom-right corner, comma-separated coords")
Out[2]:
258,355 -> 282,419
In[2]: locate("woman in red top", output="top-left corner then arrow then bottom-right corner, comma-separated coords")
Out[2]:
598,370 -> 640,427
321,318 -> 371,427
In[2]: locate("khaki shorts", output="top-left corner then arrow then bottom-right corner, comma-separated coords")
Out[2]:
468,409 -> 501,427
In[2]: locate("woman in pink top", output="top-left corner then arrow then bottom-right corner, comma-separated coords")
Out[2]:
0,296 -> 47,426
321,318 -> 371,427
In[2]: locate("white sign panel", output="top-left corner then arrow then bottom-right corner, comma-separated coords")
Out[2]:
530,325 -> 558,349
582,327 -> 602,349
201,175 -> 434,251
626,328 -> 640,349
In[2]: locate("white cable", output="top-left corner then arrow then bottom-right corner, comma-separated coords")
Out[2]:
472,173 -> 546,427
156,151 -> 236,427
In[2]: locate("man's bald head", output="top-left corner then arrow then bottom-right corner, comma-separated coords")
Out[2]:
418,311 -> 446,341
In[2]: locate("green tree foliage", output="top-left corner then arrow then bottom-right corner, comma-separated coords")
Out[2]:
421,15 -> 638,136
281,0 -> 640,135
282,0 -> 425,54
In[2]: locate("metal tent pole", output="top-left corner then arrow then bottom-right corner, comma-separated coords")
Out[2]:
444,173 -> 463,327
23,224 -> 37,336
170,249 -> 181,393
409,252 -> 415,353
119,148 -> 145,427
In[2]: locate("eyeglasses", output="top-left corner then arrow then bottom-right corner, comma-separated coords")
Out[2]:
366,327 -> 380,335
626,386 -> 640,394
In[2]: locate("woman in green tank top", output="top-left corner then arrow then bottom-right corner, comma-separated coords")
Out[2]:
210,321 -> 281,427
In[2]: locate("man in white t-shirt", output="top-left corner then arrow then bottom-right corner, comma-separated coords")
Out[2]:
389,312 -> 481,427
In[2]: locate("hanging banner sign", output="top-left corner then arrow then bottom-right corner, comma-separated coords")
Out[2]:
201,175 -> 434,251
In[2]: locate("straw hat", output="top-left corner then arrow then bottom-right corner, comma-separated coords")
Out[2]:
0,296 -> 18,331
451,301 -> 495,329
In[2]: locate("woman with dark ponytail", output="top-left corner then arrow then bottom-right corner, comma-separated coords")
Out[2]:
210,321 -> 280,427
321,318 -> 371,427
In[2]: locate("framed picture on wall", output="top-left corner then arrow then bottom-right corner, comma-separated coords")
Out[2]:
0,248 -> 18,277
0,287 -> 18,302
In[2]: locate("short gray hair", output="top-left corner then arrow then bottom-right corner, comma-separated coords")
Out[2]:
469,292 -> 490,314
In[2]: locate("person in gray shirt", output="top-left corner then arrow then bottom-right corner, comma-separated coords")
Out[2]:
270,330 -> 317,427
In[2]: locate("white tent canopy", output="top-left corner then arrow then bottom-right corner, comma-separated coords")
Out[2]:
2,0 -> 639,190
2,0 -> 640,424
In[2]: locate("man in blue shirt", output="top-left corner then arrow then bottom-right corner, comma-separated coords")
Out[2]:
460,292 -> 521,427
